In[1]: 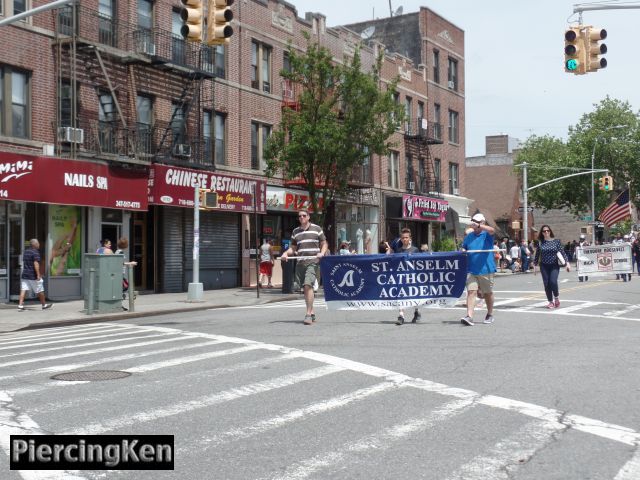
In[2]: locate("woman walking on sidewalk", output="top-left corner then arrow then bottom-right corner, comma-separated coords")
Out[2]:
533,225 -> 570,309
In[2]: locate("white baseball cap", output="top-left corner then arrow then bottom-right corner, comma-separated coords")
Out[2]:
471,213 -> 485,223
579,234 -> 585,239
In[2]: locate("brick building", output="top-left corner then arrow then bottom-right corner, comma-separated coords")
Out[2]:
0,1 -> 458,302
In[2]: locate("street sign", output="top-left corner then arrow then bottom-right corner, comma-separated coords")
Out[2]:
588,221 -> 604,227
581,215 -> 592,221
517,206 -> 534,212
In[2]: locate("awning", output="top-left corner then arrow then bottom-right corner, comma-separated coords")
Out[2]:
0,152 -> 148,210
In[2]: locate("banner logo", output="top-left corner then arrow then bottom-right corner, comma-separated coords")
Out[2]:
329,263 -> 365,298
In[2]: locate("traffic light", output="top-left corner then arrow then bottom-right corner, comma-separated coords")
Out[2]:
585,26 -> 607,73
207,0 -> 234,46
198,188 -> 219,209
564,26 -> 585,74
603,175 -> 613,191
180,0 -> 203,42
598,176 -> 605,190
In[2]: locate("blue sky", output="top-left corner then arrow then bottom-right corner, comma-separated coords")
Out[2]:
287,0 -> 640,157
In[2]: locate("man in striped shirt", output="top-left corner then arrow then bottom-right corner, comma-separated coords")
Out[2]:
280,209 -> 328,325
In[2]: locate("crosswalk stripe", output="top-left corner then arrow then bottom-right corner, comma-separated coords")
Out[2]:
0,330 -> 158,358
261,397 -> 475,480
0,326 -> 143,352
60,365 -> 345,436
0,339 -> 225,384
181,381 -> 400,454
0,324 -> 127,344
0,391 -> 87,480
445,419 -> 564,480
615,447 -> 640,480
552,301 -> 601,314
0,332 -> 177,361
0,334 -> 191,368
605,304 -> 640,317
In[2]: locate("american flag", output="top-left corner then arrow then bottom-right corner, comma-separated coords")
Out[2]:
598,189 -> 631,227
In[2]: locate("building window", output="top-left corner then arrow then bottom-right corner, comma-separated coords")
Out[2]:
137,0 -> 153,29
1,67 -> 30,138
433,103 -> 441,140
201,44 -> 225,78
418,157 -> 425,192
406,154 -> 414,190
136,94 -> 153,153
59,80 -> 78,127
448,109 -> 459,144
13,0 -> 27,16
387,151 -> 399,188
172,9 -> 186,65
98,91 -> 116,153
434,158 -> 441,192
432,49 -> 440,84
251,41 -> 272,93
448,57 -> 458,90
98,0 -> 116,46
449,162 -> 459,195
251,121 -> 271,170
417,101 -> 424,125
171,103 -> 187,146
214,112 -> 225,165
404,96 -> 412,132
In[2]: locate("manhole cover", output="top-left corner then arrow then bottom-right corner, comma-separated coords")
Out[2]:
51,370 -> 132,382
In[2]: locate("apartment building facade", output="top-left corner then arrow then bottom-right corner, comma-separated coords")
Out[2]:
0,0 -> 455,302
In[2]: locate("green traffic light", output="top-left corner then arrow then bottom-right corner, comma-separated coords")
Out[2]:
566,59 -> 578,71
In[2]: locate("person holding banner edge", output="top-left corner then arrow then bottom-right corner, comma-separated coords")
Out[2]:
533,225 -> 570,309
460,213 -> 496,326
280,209 -> 328,325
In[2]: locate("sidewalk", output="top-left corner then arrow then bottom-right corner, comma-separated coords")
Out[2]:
0,286 -> 299,334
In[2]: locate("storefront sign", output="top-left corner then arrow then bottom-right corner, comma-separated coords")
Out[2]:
265,186 -> 324,212
149,164 -> 266,213
0,153 -> 148,210
402,194 -> 448,222
335,188 -> 379,206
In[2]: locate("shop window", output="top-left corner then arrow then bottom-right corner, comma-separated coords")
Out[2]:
335,204 -> 379,254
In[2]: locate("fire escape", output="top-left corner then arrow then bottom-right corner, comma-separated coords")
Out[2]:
403,119 -> 443,197
52,3 -> 216,167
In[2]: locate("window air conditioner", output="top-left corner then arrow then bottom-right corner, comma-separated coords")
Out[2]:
174,144 -> 192,157
57,126 -> 84,144
448,80 -> 455,89
408,181 -> 415,190
453,187 -> 460,195
136,39 -> 156,56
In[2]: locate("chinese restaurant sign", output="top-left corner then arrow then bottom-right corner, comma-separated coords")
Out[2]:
149,164 -> 266,213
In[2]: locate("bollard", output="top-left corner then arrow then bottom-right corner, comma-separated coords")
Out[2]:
127,264 -> 135,312
87,267 -> 96,315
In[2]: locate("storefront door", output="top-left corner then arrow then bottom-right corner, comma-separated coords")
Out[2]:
8,203 -> 24,300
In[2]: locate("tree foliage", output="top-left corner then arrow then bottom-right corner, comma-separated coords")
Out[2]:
515,97 -> 640,221
264,34 -> 405,227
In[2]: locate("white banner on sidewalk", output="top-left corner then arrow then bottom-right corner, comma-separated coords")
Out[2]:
576,244 -> 633,276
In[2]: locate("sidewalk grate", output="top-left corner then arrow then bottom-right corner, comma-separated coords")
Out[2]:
51,370 -> 132,382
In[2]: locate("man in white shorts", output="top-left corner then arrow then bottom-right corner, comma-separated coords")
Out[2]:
18,239 -> 53,311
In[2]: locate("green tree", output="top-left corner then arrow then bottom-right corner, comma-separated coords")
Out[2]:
264,35 -> 405,227
515,97 -> 640,220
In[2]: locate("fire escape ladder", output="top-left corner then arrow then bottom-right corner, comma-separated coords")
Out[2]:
404,135 -> 440,197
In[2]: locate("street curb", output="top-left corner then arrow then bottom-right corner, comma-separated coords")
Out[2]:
15,295 -> 300,332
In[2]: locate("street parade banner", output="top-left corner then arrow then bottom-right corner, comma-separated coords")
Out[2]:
576,243 -> 633,276
320,252 -> 468,310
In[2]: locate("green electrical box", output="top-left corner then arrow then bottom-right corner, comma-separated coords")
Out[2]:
83,253 -> 124,314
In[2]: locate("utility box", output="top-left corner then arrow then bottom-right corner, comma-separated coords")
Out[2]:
83,253 -> 124,314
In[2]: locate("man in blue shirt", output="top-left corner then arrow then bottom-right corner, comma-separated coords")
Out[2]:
460,213 -> 496,326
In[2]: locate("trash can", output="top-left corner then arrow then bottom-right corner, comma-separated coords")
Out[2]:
83,253 -> 124,314
281,258 -> 297,294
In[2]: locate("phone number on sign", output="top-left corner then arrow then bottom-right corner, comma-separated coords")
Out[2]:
115,200 -> 141,209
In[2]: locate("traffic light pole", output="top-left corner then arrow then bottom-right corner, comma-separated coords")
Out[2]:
517,163 -> 608,244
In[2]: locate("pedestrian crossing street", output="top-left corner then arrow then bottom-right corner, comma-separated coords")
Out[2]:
0,322 -> 639,479
243,292 -> 640,322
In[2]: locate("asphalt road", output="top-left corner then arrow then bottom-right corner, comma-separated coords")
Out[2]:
1,271 -> 639,479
